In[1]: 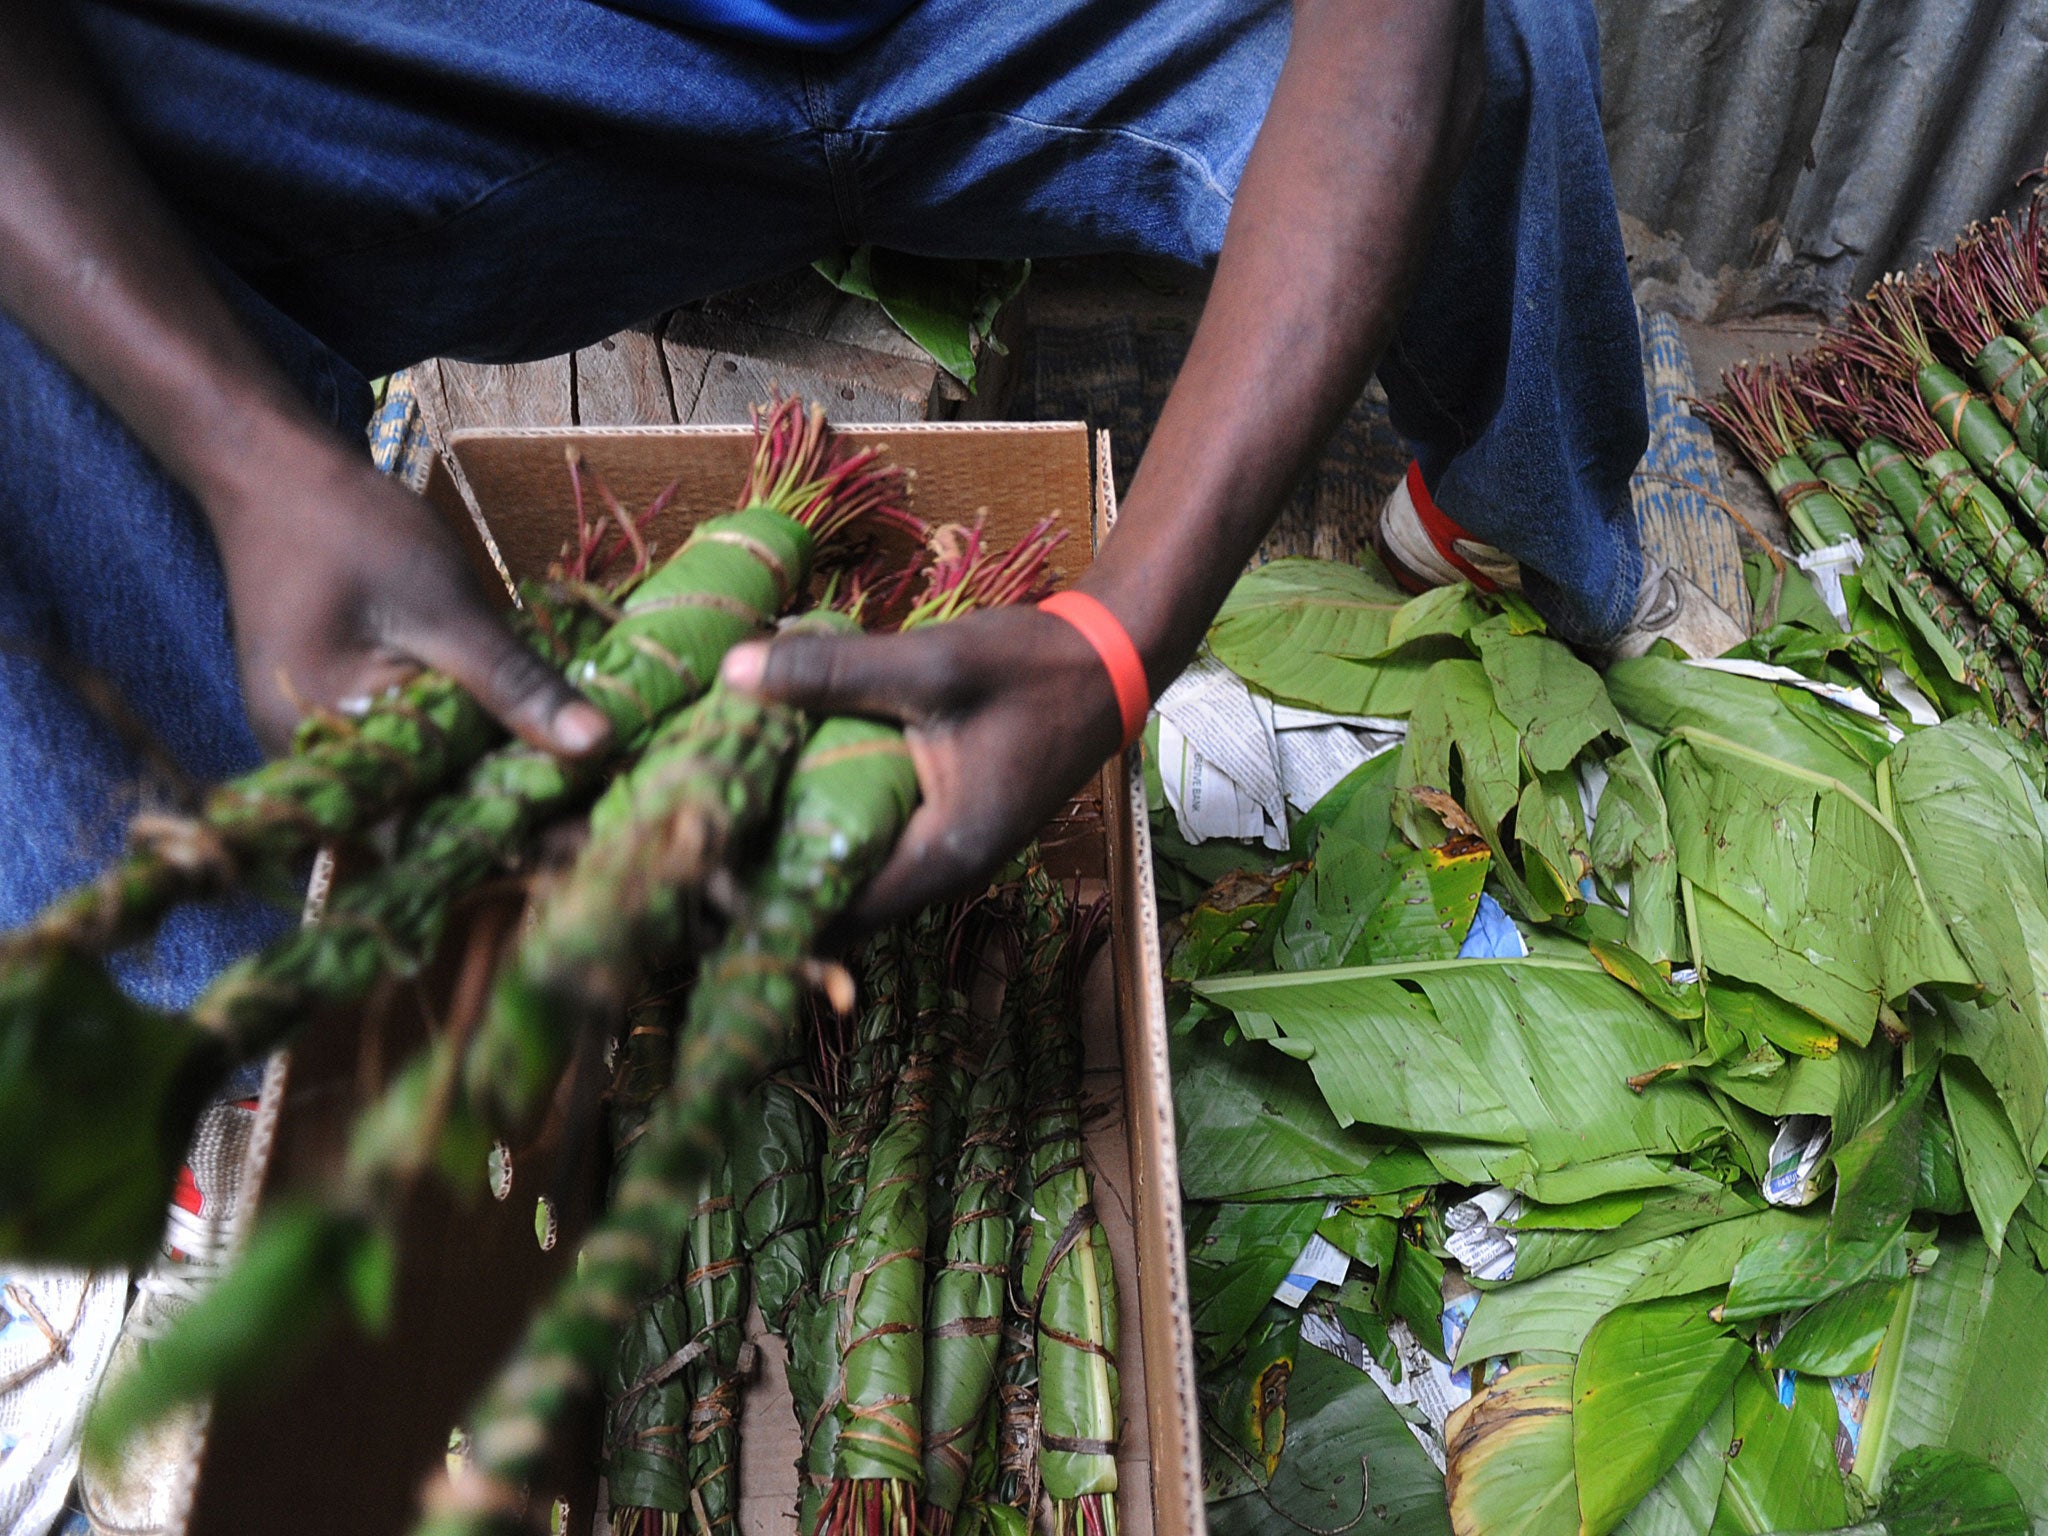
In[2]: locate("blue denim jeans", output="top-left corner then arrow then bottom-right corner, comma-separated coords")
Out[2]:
2,0 -> 1646,1002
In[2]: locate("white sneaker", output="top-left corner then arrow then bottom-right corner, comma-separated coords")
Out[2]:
1603,560 -> 1748,661
1376,461 -> 1524,593
0,1268 -> 127,1536
81,1097 -> 257,1536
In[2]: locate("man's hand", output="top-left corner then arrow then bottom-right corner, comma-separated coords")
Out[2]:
209,445 -> 609,757
728,0 -> 1483,928
722,603 -> 1124,931
0,3 -> 607,763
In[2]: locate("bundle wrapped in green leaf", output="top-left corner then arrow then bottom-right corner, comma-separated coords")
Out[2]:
414,518 -> 1062,1536
683,1157 -> 748,1536
920,1014 -> 1024,1536
1798,423 -> 2007,695
821,918 -> 952,1536
1847,278 -> 2048,534
732,1074 -> 823,1338
3,579 -> 596,973
602,1002 -> 697,1532
1978,203 -> 2048,367
794,938 -> 909,1535
472,683 -> 811,1126
189,398 -> 911,1084
992,1226 -> 1042,1525
1017,877 -> 1120,1536
1845,420 -> 2048,702
1693,366 -> 1858,552
416,713 -> 922,1536
479,598 -> 895,1127
0,439 -> 655,982
1860,367 -> 2048,634
603,1246 -> 695,1528
1920,236 -> 2048,467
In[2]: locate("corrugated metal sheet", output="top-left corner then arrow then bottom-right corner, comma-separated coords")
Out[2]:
1597,0 -> 2048,320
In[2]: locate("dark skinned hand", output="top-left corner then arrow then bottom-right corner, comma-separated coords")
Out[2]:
726,0 -> 1486,933
209,443 -> 610,758
721,602 -> 1124,931
0,2 -> 609,765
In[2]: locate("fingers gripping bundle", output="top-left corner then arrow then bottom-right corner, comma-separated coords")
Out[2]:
0,396 -> 1125,1536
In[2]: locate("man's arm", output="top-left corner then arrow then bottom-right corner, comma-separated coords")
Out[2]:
724,0 -> 1485,927
0,3 -> 608,757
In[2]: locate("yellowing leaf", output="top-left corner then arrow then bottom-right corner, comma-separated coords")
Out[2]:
1445,1363 -> 1580,1536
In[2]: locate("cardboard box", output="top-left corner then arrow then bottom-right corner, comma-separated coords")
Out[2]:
177,423 -> 1202,1536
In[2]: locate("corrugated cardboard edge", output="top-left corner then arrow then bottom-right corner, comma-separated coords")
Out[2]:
1095,431 -> 1205,1536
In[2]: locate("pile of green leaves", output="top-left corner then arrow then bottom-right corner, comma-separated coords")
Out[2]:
1163,553 -> 2048,1536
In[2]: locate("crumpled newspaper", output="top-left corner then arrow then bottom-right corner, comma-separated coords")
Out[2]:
1443,1187 -> 1523,1283
1154,653 -> 1405,849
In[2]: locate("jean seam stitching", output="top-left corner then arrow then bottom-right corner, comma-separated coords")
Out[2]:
856,110 -> 1237,209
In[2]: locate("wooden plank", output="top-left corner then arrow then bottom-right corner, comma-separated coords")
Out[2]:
433,354 -> 575,431
661,310 -> 944,425
571,324 -> 677,426
693,270 -> 934,366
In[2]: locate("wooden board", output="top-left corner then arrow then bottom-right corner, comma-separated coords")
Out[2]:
573,326 -> 679,427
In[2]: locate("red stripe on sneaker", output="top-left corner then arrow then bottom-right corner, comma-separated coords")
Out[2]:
172,1164 -> 203,1215
1406,461 -> 1501,594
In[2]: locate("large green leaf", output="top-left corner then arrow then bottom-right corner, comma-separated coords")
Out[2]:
1199,957 -> 1740,1204
1939,1058 -> 2031,1253
1622,1211 -> 1809,1305
1172,1015 -> 1436,1201
1720,1220 -> 1906,1324
1208,558 -> 1459,716
1445,1363 -> 1580,1536
812,248 -> 1028,387
1938,1245 -> 2048,1513
1168,864 -> 1305,983
1721,1075 -> 1927,1321
1605,658 -> 1879,787
1868,1448 -> 2032,1536
1855,1237 -> 1994,1491
1357,841 -> 1492,965
1473,621 -> 1626,773
1687,887 -> 1883,1048
1515,1185 -> 1765,1285
1519,768 -> 1596,913
1574,1294 -> 1750,1536
1893,722 -> 2048,1160
1764,1275 -> 1902,1376
1832,1069 -> 1932,1246
1663,731 -> 1968,1043
1620,1394 -> 1734,1536
1592,740 -> 1683,964
1399,661 -> 1525,855
1455,1240 -> 1685,1367
1712,1363 -> 1849,1535
1276,833 -> 1488,974
1188,1201 -> 1329,1366
1210,1342 -> 1452,1536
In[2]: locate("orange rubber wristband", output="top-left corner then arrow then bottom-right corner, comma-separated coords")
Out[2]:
1039,590 -> 1150,751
